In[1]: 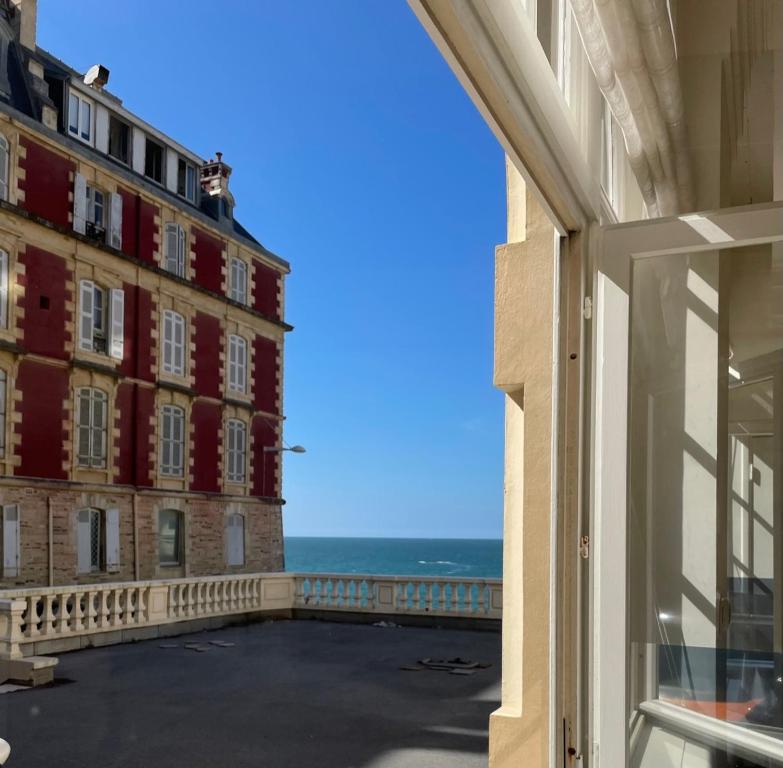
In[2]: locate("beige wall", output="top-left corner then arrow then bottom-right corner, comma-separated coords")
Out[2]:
489,160 -> 558,768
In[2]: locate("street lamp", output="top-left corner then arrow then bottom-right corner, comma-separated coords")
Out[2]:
261,444 -> 306,496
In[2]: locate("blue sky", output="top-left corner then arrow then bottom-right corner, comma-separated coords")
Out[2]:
38,1 -> 506,539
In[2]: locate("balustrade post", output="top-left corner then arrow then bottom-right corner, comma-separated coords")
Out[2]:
0,598 -> 26,659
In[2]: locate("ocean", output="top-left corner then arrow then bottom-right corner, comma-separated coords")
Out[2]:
284,537 -> 502,579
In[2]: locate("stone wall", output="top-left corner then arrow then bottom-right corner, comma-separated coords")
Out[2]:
0,481 -> 283,588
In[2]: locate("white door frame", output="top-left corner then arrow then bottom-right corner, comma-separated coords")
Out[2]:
588,200 -> 783,767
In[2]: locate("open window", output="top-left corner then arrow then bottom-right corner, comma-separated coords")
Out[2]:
177,158 -> 197,203
108,115 -> 130,165
76,507 -> 119,574
144,137 -> 164,184
79,280 -> 124,359
68,90 -> 93,145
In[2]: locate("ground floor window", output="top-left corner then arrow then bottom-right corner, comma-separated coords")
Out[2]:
225,512 -> 245,566
158,509 -> 183,566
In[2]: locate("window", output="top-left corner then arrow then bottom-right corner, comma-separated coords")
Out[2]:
229,258 -> 248,304
158,509 -> 183,566
161,310 -> 186,376
77,507 -> 119,574
228,335 -> 247,394
0,249 -> 8,329
160,405 -> 185,477
225,419 -> 247,484
225,513 -> 245,566
79,280 -> 124,359
76,387 -> 107,468
108,115 -> 130,164
85,184 -> 105,237
0,370 -> 6,459
68,91 -> 93,144
0,133 -> 9,201
164,223 -> 186,277
177,158 -> 197,202
2,504 -> 19,578
144,137 -> 164,183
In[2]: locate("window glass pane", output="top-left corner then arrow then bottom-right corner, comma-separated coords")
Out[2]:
145,139 -> 163,183
68,93 -> 78,133
80,100 -> 91,141
108,117 -> 129,163
628,243 -> 783,759
158,509 -> 181,565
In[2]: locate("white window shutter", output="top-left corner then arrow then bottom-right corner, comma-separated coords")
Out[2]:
73,172 -> 87,234
106,508 -> 120,572
109,192 -> 123,249
131,127 -> 145,175
166,151 -> 178,193
77,509 -> 91,574
95,105 -> 109,154
165,224 -> 178,273
2,505 -> 19,577
178,226 -> 186,276
109,288 -> 125,360
79,280 -> 94,351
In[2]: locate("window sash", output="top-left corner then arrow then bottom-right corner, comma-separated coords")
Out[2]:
226,420 -> 246,483
228,335 -> 247,393
0,135 -> 8,202
160,405 -> 185,476
230,258 -> 247,304
76,388 -> 107,468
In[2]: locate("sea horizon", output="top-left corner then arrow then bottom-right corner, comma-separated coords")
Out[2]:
284,535 -> 502,579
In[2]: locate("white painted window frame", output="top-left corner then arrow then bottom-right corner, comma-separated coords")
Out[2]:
225,418 -> 247,484
228,334 -> 247,394
160,404 -> 185,477
0,133 -> 9,201
229,257 -> 248,305
164,222 -> 186,278
161,309 -> 186,377
68,90 -> 94,146
75,387 -> 108,469
590,201 -> 783,765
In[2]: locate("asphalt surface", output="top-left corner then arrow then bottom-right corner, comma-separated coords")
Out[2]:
0,619 -> 501,767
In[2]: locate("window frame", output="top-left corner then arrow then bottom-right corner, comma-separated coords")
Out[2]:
107,114 -> 131,165
161,309 -> 186,377
68,90 -> 94,146
177,157 -> 197,203
225,418 -> 247,484
85,184 -> 106,236
163,222 -> 187,278
144,136 -> 165,184
227,334 -> 248,394
0,133 -> 9,202
75,387 -> 108,469
158,508 -> 183,567
229,257 -> 248,305
159,404 -> 185,477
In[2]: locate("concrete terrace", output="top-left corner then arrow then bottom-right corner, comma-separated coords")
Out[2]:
1,619 -> 500,767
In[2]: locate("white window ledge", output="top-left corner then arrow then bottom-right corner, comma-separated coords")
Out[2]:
639,699 -> 783,764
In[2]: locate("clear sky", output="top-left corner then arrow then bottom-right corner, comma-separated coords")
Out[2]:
38,1 -> 506,539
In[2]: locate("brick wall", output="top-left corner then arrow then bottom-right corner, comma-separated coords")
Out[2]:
18,245 -> 72,360
192,227 -> 224,294
18,138 -> 74,228
15,360 -> 69,480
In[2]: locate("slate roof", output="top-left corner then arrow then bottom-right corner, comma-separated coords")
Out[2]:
0,27 -> 282,267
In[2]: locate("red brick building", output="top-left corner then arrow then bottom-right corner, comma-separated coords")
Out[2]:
0,0 -> 289,587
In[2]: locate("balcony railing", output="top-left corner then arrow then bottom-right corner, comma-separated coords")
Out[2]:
0,572 -> 501,660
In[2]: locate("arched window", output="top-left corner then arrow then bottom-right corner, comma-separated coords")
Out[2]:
158,509 -> 183,566
76,387 -> 107,468
0,134 -> 9,201
225,512 -> 245,566
160,404 -> 185,477
225,419 -> 247,483
228,334 -> 247,394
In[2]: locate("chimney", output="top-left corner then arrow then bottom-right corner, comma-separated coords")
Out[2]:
200,152 -> 235,218
10,0 -> 36,50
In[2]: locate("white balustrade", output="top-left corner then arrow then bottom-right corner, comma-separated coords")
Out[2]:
0,572 -> 501,659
